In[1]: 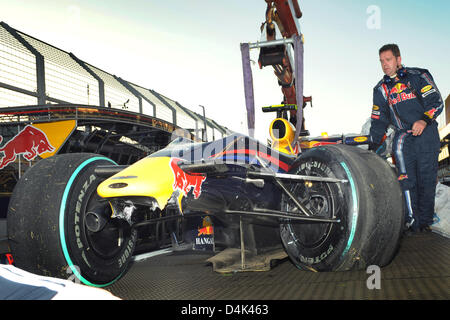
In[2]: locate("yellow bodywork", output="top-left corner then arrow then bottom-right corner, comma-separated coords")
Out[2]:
269,118 -> 296,155
97,156 -> 177,210
33,120 -> 76,158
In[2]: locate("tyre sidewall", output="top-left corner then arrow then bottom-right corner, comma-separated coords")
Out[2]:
280,146 -> 356,271
61,156 -> 137,286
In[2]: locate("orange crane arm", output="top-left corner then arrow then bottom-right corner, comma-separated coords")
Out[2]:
259,0 -> 310,131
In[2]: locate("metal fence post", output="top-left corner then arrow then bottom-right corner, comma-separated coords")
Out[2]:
70,53 -> 105,107
150,89 -> 177,126
199,105 -> 208,141
1,22 -> 46,105
115,76 -> 143,114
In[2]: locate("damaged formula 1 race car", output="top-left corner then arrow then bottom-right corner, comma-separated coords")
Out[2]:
6,124 -> 404,286
6,1 -> 404,288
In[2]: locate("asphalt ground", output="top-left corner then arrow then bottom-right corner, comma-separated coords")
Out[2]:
107,232 -> 449,300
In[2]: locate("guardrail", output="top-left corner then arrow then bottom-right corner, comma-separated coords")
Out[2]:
0,21 -> 229,142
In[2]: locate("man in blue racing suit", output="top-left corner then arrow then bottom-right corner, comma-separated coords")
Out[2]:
369,44 -> 444,232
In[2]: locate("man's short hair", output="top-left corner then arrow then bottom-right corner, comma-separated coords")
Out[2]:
379,44 -> 401,57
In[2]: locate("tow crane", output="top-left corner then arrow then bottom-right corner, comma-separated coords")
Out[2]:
241,0 -> 309,151
241,0 -> 371,155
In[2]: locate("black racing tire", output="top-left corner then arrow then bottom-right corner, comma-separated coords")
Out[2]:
7,153 -> 137,287
280,144 -> 404,271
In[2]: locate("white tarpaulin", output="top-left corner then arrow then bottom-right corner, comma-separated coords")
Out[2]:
433,182 -> 450,238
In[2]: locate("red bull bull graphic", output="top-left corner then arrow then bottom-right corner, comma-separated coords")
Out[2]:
0,125 -> 55,170
194,216 -> 214,251
424,108 -> 437,119
392,83 -> 407,94
170,158 -> 206,199
388,83 -> 416,105
198,225 -> 213,236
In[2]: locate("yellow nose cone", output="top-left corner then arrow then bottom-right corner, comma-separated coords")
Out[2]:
97,157 -> 175,209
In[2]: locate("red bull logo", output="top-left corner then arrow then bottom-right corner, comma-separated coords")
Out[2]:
197,225 -> 213,236
0,125 -> 55,170
170,158 -> 206,199
391,83 -> 407,94
424,108 -> 437,119
194,216 -> 214,249
388,83 -> 416,105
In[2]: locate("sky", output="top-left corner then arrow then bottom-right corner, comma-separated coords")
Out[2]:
1,0 -> 449,142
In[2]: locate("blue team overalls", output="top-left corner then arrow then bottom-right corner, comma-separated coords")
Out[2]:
369,67 -> 444,230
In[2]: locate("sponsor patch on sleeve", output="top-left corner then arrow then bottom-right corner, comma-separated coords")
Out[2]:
421,85 -> 432,93
424,108 -> 437,119
422,88 -> 436,98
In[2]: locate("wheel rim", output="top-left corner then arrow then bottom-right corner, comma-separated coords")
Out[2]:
83,193 -> 128,259
282,171 -> 337,249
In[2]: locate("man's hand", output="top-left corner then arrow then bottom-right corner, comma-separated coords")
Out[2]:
408,120 -> 427,136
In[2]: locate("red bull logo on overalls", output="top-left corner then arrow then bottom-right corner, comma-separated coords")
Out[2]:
388,83 -> 416,105
170,158 -> 206,199
0,125 -> 55,170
